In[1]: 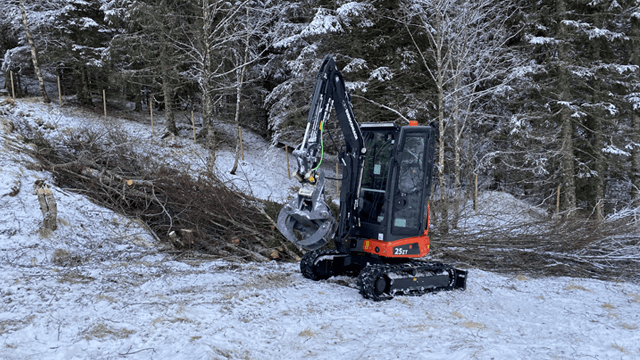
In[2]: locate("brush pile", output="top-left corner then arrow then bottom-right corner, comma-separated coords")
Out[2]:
12,118 -> 299,262
430,207 -> 640,283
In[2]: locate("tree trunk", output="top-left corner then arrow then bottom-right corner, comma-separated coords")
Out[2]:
559,111 -> 576,211
466,126 -> 475,201
231,8 -> 250,175
452,72 -> 462,228
3,71 -> 10,92
161,55 -> 177,135
230,65 -> 246,175
19,0 -> 50,104
557,0 -> 576,212
588,41 -> 605,217
435,10 -> 449,234
16,72 -> 23,97
633,113 -> 640,205
204,90 -> 216,173
77,67 -> 92,107
630,14 -> 640,205
202,0 -> 217,173
134,85 -> 143,112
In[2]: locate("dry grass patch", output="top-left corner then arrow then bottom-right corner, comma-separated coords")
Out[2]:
52,249 -> 83,267
601,303 -> 615,310
620,323 -> 638,330
611,342 -> 628,354
80,323 -> 135,340
0,316 -> 35,335
462,321 -> 486,330
563,283 -> 592,292
395,297 -> 412,306
96,293 -> 118,304
57,271 -> 95,284
408,324 -> 427,332
244,272 -> 293,290
151,316 -> 194,326
298,328 -> 316,338
452,311 -> 465,319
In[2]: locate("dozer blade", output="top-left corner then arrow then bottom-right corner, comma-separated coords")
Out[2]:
277,171 -> 336,250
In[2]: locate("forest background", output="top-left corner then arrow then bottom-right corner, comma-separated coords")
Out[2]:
2,0 -> 640,234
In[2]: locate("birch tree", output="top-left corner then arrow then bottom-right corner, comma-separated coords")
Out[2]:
403,0 -> 519,230
18,0 -> 49,103
230,6 -> 252,175
171,0 -> 250,173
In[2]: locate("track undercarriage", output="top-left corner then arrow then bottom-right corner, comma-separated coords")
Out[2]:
301,249 -> 467,301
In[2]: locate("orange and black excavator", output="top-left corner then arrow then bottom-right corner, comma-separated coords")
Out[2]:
277,55 -> 467,301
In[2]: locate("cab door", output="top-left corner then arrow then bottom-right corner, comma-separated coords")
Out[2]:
387,127 -> 435,240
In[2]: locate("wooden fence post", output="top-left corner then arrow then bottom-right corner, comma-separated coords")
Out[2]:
239,128 -> 244,161
102,89 -> 107,120
57,75 -> 62,106
556,185 -> 561,216
149,94 -> 154,134
191,110 -> 196,144
285,145 -> 291,180
474,173 -> 478,213
10,71 -> 15,99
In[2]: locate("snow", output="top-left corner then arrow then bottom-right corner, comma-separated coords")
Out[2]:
342,58 -> 368,73
628,94 -> 640,111
451,191 -> 549,235
603,144 -> 630,157
368,67 -> 394,82
561,20 -> 628,41
2,96 -> 640,359
301,8 -> 343,37
527,36 -> 557,45
336,2 -> 374,28
599,64 -> 639,75
345,81 -> 368,93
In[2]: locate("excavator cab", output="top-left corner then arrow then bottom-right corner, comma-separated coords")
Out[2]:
354,123 -> 435,244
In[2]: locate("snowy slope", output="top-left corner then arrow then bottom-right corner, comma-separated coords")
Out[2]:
2,97 -> 304,203
2,97 -> 640,359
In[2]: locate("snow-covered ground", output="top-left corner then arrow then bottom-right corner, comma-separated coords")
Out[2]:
2,96 -> 640,359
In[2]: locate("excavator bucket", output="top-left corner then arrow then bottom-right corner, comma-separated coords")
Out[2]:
277,171 -> 336,250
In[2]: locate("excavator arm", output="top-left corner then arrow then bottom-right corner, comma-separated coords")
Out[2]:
277,55 -> 365,250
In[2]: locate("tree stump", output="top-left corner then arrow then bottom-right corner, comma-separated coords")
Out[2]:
35,183 -> 57,231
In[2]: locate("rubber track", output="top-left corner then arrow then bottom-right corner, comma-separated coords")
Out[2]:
300,249 -> 342,280
357,260 -> 457,301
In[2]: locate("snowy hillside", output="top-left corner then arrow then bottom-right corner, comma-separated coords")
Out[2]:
2,97 -> 640,359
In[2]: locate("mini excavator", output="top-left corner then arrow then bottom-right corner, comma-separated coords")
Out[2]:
277,55 -> 467,301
